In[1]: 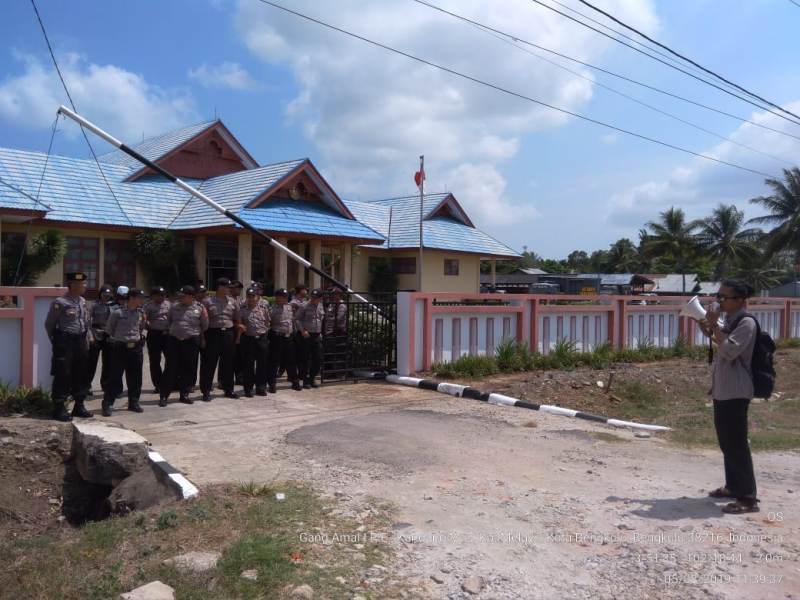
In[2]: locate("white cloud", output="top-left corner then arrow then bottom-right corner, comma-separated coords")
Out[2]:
234,0 -> 659,223
607,100 -> 800,228
188,61 -> 258,90
0,52 -> 197,141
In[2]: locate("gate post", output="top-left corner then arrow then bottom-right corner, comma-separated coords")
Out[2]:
397,291 -> 413,376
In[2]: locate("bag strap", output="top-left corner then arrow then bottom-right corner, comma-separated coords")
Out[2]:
708,312 -> 759,365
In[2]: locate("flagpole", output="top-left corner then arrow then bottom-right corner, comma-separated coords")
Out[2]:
418,154 -> 424,292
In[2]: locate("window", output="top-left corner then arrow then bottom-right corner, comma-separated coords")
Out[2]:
206,239 -> 237,284
390,257 -> 416,275
104,239 -> 136,288
64,236 -> 99,289
444,258 -> 460,276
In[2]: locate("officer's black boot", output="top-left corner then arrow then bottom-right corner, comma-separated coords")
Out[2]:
225,390 -> 239,399
180,394 -> 194,404
159,395 -> 168,407
292,380 -> 302,391
256,386 -> 267,396
302,379 -> 311,389
72,400 -> 93,419
128,399 -> 143,413
101,400 -> 112,417
268,383 -> 277,394
309,377 -> 319,389
244,387 -> 254,398
201,392 -> 211,402
53,401 -> 72,422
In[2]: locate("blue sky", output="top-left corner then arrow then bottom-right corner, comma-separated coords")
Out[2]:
2,0 -> 799,258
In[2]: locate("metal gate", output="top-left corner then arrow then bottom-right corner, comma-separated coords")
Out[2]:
321,292 -> 396,382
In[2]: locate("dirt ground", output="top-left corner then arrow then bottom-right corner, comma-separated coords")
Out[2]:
2,351 -> 799,599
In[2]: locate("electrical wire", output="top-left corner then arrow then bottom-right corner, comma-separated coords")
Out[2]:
254,0 -> 776,179
411,0 -> 800,144
528,0 -> 800,127
29,0 -> 133,226
575,0 -> 800,124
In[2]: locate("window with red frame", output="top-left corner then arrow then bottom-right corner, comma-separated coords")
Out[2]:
444,258 -> 460,276
64,236 -> 99,289
104,239 -> 136,288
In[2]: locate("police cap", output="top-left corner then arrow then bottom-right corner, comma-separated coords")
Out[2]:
274,288 -> 289,297
99,284 -> 114,294
179,285 -> 195,295
310,288 -> 323,299
245,287 -> 258,296
196,284 -> 207,294
151,286 -> 166,296
231,280 -> 244,289
116,285 -> 130,298
128,288 -> 145,298
215,277 -> 231,289
65,272 -> 86,283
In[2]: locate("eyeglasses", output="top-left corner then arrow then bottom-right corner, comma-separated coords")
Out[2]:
715,293 -> 741,301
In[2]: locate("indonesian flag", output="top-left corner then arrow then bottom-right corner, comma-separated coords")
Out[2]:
414,163 -> 425,191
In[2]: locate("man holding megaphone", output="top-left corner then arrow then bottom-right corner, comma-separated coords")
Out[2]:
697,279 -> 759,515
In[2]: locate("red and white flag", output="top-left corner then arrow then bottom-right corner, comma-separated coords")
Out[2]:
414,157 -> 425,192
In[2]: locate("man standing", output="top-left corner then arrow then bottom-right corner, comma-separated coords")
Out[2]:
700,278 -> 760,515
295,288 -> 325,389
44,272 -> 93,421
86,284 -> 115,396
144,286 -> 170,392
102,288 -> 146,416
290,283 -> 309,377
238,286 -> 272,397
230,280 -> 245,387
161,286 -> 208,406
269,289 -> 301,392
200,277 -> 240,401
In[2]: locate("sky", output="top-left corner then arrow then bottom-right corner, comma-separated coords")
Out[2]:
1,0 -> 799,258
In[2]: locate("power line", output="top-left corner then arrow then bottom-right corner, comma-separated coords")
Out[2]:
474,22 -> 792,167
790,0 -> 800,8
528,0 -> 800,127
575,0 -> 800,124
254,0 -> 776,179
29,0 -> 133,226
412,0 -> 800,144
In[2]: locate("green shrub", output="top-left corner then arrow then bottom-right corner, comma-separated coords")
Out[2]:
0,381 -> 53,416
777,338 -> 800,350
495,339 -> 525,372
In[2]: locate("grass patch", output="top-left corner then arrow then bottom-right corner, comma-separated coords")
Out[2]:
0,380 -> 54,416
431,337 -> 706,379
0,481 -> 403,600
776,337 -> 800,350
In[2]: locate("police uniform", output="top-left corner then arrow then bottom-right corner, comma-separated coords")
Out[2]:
200,279 -> 240,400
323,291 -> 349,376
290,287 -> 309,376
294,290 -> 325,388
238,289 -> 272,396
268,289 -> 301,391
87,285 -> 115,395
102,289 -> 146,415
144,288 -> 171,391
230,280 -> 245,386
161,287 -> 208,405
44,272 -> 92,421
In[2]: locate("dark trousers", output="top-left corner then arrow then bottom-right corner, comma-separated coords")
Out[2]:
297,332 -> 323,381
713,398 -> 757,502
240,334 -> 271,391
234,343 -> 244,385
87,333 -> 110,393
103,341 -> 143,404
146,329 -> 168,390
200,328 -> 235,394
161,336 -> 200,398
268,331 -> 298,383
51,332 -> 89,403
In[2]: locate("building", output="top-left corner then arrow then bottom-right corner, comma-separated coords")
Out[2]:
0,120 -> 518,294
768,281 -> 800,297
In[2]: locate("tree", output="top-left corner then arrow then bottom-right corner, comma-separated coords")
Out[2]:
367,256 -> 397,294
733,249 -> 783,291
566,250 -> 590,272
749,167 -> 800,265
605,238 -> 640,273
696,204 -> 761,279
1,230 -> 66,286
641,206 -> 701,294
133,230 -> 196,292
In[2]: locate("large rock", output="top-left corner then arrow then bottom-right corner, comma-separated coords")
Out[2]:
119,580 -> 175,600
72,422 -> 149,486
109,465 -> 179,513
163,551 -> 221,573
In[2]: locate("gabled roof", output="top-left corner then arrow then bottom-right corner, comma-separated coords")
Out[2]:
98,120 -> 218,169
344,193 -> 519,258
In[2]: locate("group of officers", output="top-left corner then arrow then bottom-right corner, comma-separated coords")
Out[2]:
45,272 -> 348,422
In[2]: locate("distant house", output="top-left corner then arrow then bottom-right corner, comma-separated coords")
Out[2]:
768,281 -> 800,297
0,121 -> 518,294
643,273 -> 700,295
579,273 -> 654,295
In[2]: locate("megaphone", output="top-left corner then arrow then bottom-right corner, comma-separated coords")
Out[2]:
679,295 -> 707,321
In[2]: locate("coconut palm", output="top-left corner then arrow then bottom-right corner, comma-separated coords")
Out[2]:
733,250 -> 784,291
749,167 -> 800,263
605,238 -> 641,273
641,207 -> 701,294
696,204 -> 761,279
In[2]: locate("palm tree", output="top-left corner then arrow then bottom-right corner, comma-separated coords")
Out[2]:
641,207 -> 701,294
696,204 -> 761,279
606,238 -> 641,273
749,167 -> 800,264
733,249 -> 783,291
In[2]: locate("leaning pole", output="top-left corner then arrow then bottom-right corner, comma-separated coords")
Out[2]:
56,105 -> 374,306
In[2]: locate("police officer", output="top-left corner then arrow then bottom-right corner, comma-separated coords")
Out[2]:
269,289 -> 301,391
86,284 -> 115,395
144,286 -> 170,392
295,288 -> 325,388
238,287 -> 272,397
230,280 -> 245,386
290,283 -> 309,376
324,287 -> 349,376
44,272 -> 93,421
195,283 -> 208,304
200,277 -> 240,401
160,286 -> 208,406
102,288 -> 146,416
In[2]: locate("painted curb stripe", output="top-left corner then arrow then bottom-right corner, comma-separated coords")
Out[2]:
148,450 -> 200,499
386,375 -> 670,432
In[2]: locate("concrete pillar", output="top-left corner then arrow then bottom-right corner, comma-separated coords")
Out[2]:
237,231 -> 253,285
274,236 -> 288,290
310,239 -> 322,289
98,237 -> 105,289
491,259 -> 496,287
194,235 -> 207,284
342,243 -> 352,288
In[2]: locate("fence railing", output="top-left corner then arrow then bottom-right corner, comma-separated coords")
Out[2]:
0,286 -> 65,388
396,292 -> 800,375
